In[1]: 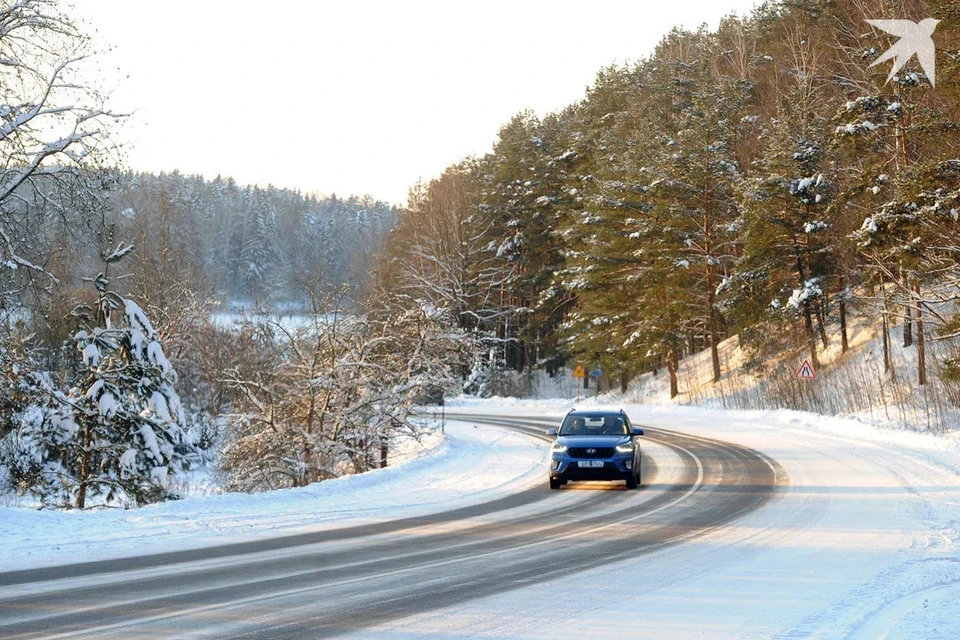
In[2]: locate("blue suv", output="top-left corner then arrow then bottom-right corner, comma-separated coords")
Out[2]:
546,410 -> 644,490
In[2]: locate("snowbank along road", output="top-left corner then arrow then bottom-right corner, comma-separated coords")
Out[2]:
0,413 -> 783,639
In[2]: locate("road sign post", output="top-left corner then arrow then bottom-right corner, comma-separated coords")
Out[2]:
796,360 -> 816,410
572,364 -> 586,402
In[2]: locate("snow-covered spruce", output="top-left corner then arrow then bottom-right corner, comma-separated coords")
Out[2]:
3,294 -> 197,509
67,297 -> 195,508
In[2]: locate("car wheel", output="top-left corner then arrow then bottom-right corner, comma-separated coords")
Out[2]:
549,478 -> 562,490
625,473 -> 638,490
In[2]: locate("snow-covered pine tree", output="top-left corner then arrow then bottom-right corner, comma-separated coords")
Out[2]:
839,9 -> 960,386
479,111 -> 577,373
66,243 -> 195,508
645,30 -> 749,384
0,328 -> 77,505
555,61 -> 661,391
2,247 -> 195,508
239,189 -> 280,302
735,52 -> 837,371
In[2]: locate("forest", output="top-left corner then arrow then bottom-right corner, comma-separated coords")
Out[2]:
378,0 -> 960,413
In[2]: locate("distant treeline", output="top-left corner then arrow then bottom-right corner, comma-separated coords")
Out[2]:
2,170 -> 397,315
111,172 -> 399,305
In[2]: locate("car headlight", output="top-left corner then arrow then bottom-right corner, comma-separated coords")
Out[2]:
615,442 -> 634,453
551,443 -> 568,454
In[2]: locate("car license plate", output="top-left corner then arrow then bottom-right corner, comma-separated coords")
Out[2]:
578,461 -> 604,468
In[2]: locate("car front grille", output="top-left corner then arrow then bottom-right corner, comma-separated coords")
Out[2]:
568,447 -> 615,458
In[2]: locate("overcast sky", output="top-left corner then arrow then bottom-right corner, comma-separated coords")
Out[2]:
72,0 -> 760,205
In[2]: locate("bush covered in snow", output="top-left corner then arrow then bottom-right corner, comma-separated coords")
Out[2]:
216,289 -> 456,493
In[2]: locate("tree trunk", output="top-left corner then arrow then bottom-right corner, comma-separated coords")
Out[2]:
380,438 -> 388,469
708,306 -> 722,384
902,273 -> 913,347
839,297 -> 849,354
77,421 -> 92,510
881,284 -> 892,374
704,185 -> 721,383
620,373 -> 629,394
882,312 -> 890,373
816,300 -> 829,349
915,283 -> 926,386
903,302 -> 913,347
794,240 -> 819,369
302,449 -> 317,485
667,347 -> 679,399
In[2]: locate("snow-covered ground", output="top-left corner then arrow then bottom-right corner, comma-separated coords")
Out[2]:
0,418 -> 546,573
613,301 -> 960,433
4,397 -> 960,639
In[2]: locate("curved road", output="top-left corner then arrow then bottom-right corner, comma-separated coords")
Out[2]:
0,413 -> 786,639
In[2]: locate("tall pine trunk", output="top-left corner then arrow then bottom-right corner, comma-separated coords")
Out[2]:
794,242 -> 819,369
704,195 -> 721,384
77,421 -> 92,510
915,283 -> 926,385
882,284 -> 891,374
903,300 -> 913,347
897,95 -> 914,352
902,271 -> 913,347
803,303 -> 820,370
816,299 -> 829,349
708,290 -> 722,383
839,297 -> 849,354
882,313 -> 891,373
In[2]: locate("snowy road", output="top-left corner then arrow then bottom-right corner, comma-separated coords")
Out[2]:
354,403 -> 960,639
0,413 -> 782,639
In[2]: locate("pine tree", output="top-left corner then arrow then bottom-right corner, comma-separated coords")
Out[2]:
735,69 -> 837,370
645,30 -> 749,383
556,62 -> 662,390
67,244 -> 194,507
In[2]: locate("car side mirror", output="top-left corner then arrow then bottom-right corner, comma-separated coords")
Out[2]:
546,428 -> 558,437
631,428 -> 644,436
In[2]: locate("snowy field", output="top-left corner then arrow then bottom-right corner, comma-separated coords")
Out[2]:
4,398 -> 960,639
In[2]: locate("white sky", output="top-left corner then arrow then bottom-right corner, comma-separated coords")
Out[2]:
72,0 -> 760,205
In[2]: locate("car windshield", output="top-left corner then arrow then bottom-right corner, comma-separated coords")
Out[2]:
559,414 -> 627,436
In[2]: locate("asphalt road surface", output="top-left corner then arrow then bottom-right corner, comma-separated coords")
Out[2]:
0,413 -> 786,639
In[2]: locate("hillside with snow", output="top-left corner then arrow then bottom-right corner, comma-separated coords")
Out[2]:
571,297 -> 960,435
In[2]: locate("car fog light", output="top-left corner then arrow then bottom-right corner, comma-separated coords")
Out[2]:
625,460 -> 633,470
551,460 -> 560,470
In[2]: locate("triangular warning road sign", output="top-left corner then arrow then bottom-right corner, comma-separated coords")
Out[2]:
796,360 -> 817,380
572,364 -> 586,378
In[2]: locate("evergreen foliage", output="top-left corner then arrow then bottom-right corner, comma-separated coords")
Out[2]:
380,0 -> 960,398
